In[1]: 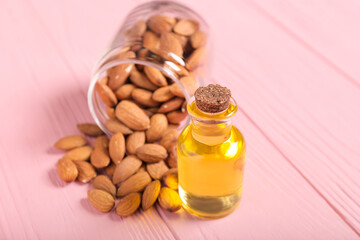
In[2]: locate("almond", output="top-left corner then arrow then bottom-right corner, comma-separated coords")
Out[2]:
142,108 -> 158,118
144,66 -> 168,87
56,158 -> 78,182
166,149 -> 178,168
115,84 -> 136,100
107,51 -> 135,90
159,129 -> 178,152
131,42 -> 142,52
87,189 -> 115,213
143,31 -> 160,54
116,192 -> 141,217
137,164 -> 146,173
143,107 -> 158,117
162,168 -> 178,190
126,131 -> 146,155
158,98 -> 184,113
130,67 -> 158,91
109,132 -> 125,164
93,175 -> 116,198
168,84 -> 183,98
113,155 -> 142,184
146,114 -> 168,142
142,180 -> 161,210
158,187 -> 182,212
159,32 -> 183,59
137,49 -> 149,60
90,147 -> 110,169
106,118 -> 133,135
152,86 -> 174,102
190,31 -> 207,48
131,88 -> 160,107
146,161 -> 169,180
186,47 -> 206,71
93,135 -> 109,149
163,62 -> 189,77
117,172 -> 152,197
92,136 -> 110,169
171,33 -> 188,48
143,109 -> 154,117
75,161 -> 97,183
95,81 -> 117,107
174,19 -> 198,36
115,100 -> 150,131
157,15 -> 176,25
126,20 -> 146,38
167,111 -> 187,124
136,144 -> 167,163
106,106 -> 115,118
169,75 -> 197,97
101,76 -> 108,85
181,100 -> 187,112
54,135 -> 87,150
77,123 -> 104,137
167,124 -> 179,131
105,163 -> 116,178
147,15 -> 174,34
64,146 -> 92,161
147,107 -> 159,113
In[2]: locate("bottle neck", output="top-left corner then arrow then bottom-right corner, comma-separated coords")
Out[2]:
187,100 -> 237,145
191,118 -> 232,145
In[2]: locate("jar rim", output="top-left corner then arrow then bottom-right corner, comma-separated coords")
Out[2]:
88,51 -> 192,136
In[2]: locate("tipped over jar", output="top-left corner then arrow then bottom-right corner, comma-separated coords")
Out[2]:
88,1 -> 210,136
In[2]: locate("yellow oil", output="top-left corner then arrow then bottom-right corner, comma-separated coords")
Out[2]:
177,102 -> 246,219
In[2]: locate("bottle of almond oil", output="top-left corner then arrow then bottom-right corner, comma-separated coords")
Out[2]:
177,84 -> 246,218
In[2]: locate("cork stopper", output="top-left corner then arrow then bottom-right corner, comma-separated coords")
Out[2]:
194,84 -> 231,113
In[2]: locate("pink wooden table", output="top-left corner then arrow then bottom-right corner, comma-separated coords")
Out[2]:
1,0 -> 359,239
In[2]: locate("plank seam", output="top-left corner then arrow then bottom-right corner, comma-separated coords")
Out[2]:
155,207 -> 181,240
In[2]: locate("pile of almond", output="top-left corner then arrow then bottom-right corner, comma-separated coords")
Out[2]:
55,123 -> 181,216
54,15 -> 207,217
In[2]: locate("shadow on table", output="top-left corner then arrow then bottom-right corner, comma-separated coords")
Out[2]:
48,167 -> 70,188
155,204 -> 201,222
80,198 -> 106,216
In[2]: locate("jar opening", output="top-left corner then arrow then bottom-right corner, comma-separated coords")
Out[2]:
88,53 -> 193,136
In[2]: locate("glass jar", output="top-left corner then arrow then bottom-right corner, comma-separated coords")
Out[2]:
177,98 -> 246,218
88,1 -> 210,136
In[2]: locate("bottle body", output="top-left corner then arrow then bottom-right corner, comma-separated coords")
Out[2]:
177,101 -> 246,218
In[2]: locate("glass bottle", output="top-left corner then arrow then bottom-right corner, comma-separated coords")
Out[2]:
87,1 -> 210,135
177,91 -> 246,218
